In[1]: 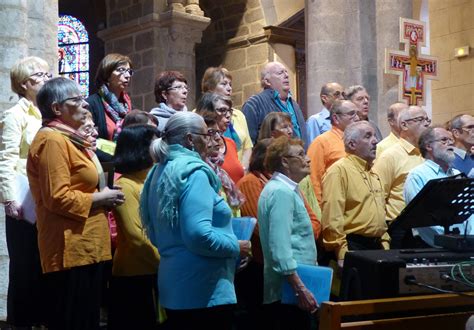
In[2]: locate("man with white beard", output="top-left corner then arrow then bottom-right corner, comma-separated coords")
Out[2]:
404,126 -> 473,247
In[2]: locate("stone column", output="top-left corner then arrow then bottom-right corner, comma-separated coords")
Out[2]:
305,0 -> 347,116
98,0 -> 209,111
375,0 -> 412,135
0,0 -> 28,112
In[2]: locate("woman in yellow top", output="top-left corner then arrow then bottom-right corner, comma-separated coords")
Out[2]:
108,124 -> 160,330
0,56 -> 50,327
27,77 -> 125,330
201,66 -> 253,170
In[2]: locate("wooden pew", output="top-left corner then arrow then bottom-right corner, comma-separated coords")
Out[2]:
319,293 -> 474,330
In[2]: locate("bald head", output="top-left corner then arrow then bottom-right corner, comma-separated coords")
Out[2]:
398,106 -> 430,146
260,61 -> 290,97
387,102 -> 408,136
320,82 -> 344,109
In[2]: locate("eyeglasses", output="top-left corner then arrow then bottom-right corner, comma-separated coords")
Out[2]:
431,137 -> 454,145
79,125 -> 98,137
336,111 -> 358,118
207,129 -> 222,138
167,85 -> 189,92
115,67 -> 134,76
215,107 -> 233,116
284,153 -> 306,161
191,131 -> 213,141
27,72 -> 52,82
59,95 -> 86,106
405,116 -> 431,124
461,125 -> 474,133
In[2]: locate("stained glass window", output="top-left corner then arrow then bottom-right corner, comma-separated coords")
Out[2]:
58,15 -> 89,96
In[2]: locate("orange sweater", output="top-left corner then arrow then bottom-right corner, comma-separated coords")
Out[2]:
27,130 -> 111,273
307,127 -> 345,203
222,137 -> 244,184
237,172 -> 321,264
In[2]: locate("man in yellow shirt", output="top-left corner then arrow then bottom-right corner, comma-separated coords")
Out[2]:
307,100 -> 359,203
322,121 -> 389,266
372,106 -> 430,223
376,102 -> 408,158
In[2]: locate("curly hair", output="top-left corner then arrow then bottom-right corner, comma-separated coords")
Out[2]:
264,135 -> 303,173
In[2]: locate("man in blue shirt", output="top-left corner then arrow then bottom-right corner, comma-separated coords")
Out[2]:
404,126 -> 473,247
305,82 -> 344,145
449,114 -> 474,177
242,61 -> 308,147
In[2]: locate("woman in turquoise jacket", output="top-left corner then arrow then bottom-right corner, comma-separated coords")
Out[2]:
140,111 -> 251,330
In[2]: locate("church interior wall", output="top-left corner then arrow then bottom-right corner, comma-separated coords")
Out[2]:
429,0 -> 474,126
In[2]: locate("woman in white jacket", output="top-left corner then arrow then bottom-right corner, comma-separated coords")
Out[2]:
0,56 -> 50,327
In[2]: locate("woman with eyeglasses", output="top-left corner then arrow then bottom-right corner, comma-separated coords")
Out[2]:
86,53 -> 133,142
258,136 -> 318,330
27,77 -> 126,330
0,56 -> 50,327
150,71 -> 189,133
196,92 -> 245,184
140,111 -> 251,330
201,66 -> 253,171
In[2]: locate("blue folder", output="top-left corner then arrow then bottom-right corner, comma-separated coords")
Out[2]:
232,217 -> 257,241
281,264 -> 333,306
232,217 -> 257,267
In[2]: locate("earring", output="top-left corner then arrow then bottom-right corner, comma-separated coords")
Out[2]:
190,143 -> 195,151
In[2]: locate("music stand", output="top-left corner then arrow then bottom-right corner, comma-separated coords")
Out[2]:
389,175 -> 474,250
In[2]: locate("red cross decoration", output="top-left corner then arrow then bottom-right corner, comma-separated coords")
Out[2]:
385,18 -> 438,106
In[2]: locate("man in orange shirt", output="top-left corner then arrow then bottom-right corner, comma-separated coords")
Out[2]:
307,100 -> 359,202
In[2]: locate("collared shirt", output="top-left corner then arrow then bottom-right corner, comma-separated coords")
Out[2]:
322,154 -> 389,260
307,127 -> 345,203
0,97 -> 42,203
452,147 -> 474,177
306,107 -> 332,145
404,159 -> 471,247
258,171 -> 317,304
373,138 -> 424,222
273,90 -> 302,138
376,132 -> 399,159
272,171 -> 299,192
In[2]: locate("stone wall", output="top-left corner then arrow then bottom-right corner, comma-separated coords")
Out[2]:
99,0 -> 209,111
430,0 -> 474,125
197,0 -> 271,109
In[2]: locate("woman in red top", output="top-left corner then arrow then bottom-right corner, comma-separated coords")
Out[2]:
196,92 -> 244,184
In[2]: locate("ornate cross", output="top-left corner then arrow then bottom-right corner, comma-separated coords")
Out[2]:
385,18 -> 438,106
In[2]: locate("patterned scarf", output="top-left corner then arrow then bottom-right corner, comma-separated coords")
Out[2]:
44,119 -> 106,190
207,154 -> 246,209
98,84 -> 131,123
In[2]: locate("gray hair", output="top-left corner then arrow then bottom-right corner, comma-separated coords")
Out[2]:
150,111 -> 205,163
196,92 -> 232,114
449,114 -> 470,131
344,85 -> 366,101
343,121 -> 372,149
418,126 -> 442,157
36,77 -> 81,120
398,105 -> 422,126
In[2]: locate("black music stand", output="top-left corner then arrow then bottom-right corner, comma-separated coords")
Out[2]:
389,174 -> 474,250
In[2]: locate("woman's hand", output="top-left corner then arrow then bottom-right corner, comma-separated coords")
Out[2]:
286,272 -> 318,313
92,186 -> 125,208
4,200 -> 23,219
238,240 -> 252,258
295,287 -> 318,313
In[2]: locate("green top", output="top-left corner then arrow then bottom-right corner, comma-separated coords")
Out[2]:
258,174 -> 317,304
